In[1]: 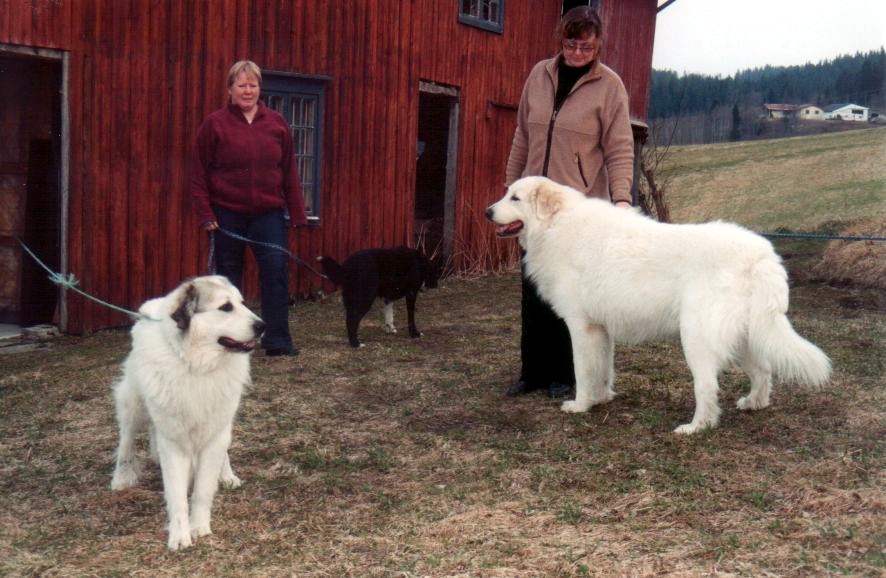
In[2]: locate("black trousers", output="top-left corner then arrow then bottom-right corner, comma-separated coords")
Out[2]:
519,268 -> 575,387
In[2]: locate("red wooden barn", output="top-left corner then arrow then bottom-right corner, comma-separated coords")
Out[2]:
0,0 -> 659,334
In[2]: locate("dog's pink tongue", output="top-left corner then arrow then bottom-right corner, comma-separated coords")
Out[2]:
218,337 -> 256,352
496,222 -> 522,236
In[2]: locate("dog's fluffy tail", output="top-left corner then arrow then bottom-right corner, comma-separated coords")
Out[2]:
748,258 -> 831,387
316,256 -> 346,286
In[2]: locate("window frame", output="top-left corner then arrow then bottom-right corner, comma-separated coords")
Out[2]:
261,71 -> 331,226
458,0 -> 504,34
562,0 -> 601,15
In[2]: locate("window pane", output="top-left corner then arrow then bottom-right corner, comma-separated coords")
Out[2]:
261,76 -> 326,221
459,0 -> 504,33
266,94 -> 285,115
289,95 -> 317,213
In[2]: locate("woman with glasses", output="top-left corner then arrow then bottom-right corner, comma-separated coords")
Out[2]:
503,6 -> 635,398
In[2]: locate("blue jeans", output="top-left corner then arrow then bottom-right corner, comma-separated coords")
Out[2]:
212,206 -> 294,352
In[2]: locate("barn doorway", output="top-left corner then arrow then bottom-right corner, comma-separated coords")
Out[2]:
415,82 -> 458,263
0,48 -> 66,331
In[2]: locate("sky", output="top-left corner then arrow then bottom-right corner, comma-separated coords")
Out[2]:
652,0 -> 886,77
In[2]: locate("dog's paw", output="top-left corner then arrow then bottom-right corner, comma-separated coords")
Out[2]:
673,420 -> 716,435
110,465 -> 139,490
220,473 -> 242,489
560,400 -> 590,413
384,323 -> 397,334
736,395 -> 769,411
167,529 -> 193,551
190,523 -> 212,539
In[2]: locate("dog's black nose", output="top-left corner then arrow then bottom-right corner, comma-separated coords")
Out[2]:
254,320 -> 266,337
485,207 -> 494,221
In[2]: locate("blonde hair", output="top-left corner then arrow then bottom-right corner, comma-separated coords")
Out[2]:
227,60 -> 262,87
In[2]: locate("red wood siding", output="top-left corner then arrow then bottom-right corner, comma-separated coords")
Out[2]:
600,0 -> 658,119
1,0 -> 657,333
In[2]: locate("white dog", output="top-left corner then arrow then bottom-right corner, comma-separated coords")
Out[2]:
486,176 -> 831,434
110,275 -> 265,550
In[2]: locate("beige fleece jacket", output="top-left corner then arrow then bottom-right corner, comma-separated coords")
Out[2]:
505,56 -> 635,204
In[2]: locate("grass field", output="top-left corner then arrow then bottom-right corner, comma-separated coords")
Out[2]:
661,126 -> 886,233
1,129 -> 884,577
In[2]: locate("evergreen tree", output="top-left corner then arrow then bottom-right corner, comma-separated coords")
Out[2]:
729,104 -> 741,141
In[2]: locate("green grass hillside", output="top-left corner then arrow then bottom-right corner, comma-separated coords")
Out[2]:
660,127 -> 886,232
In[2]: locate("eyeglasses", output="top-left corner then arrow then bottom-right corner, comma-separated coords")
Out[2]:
562,40 -> 597,54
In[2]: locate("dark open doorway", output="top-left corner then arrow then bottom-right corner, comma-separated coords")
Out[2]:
415,82 -> 458,263
0,50 -> 63,328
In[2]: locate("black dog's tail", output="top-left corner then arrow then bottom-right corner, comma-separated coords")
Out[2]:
315,256 -> 346,286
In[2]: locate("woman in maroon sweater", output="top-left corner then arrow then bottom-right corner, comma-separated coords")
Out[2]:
190,60 -> 307,356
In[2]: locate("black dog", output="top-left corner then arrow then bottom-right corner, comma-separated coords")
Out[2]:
317,246 -> 440,348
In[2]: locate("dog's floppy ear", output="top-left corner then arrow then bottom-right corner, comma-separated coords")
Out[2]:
170,282 -> 200,331
533,181 -> 563,221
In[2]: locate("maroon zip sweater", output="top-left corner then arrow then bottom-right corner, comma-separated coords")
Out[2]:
190,102 -> 307,226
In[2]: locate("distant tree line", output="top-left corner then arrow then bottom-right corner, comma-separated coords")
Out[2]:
647,48 -> 885,144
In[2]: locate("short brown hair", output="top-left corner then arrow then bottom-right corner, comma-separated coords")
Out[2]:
227,60 -> 262,88
556,6 -> 603,41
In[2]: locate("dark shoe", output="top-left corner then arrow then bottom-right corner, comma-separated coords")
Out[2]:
505,380 -> 538,397
547,382 -> 572,398
266,347 -> 299,357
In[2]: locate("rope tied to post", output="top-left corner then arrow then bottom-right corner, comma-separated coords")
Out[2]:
17,239 -> 159,322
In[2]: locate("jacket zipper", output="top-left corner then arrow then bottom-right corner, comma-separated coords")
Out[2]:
575,153 -> 588,187
541,106 -> 560,177
543,61 -> 596,180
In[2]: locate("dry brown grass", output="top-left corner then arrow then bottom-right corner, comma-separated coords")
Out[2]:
812,219 -> 886,290
662,127 -> 886,233
1,256 -> 884,576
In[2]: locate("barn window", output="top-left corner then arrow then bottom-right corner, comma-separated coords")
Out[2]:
562,0 -> 601,15
459,0 -> 504,33
262,73 -> 330,225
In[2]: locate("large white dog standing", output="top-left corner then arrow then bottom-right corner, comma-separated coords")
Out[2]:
111,276 -> 265,550
486,176 -> 831,434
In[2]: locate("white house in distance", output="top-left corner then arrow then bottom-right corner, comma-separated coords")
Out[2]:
823,103 -> 869,121
795,104 -> 825,120
764,103 -> 825,120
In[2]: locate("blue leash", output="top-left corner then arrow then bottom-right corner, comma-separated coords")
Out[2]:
210,227 -> 328,280
16,225 -> 880,324
16,239 -> 159,322
761,232 -> 886,242
15,226 -> 328,325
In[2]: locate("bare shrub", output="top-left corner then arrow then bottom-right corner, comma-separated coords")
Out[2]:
812,218 -> 886,289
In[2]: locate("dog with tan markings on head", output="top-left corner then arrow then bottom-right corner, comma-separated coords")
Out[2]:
110,275 -> 265,550
486,176 -> 830,434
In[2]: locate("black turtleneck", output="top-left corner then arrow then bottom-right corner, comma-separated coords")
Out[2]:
555,58 -> 593,110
